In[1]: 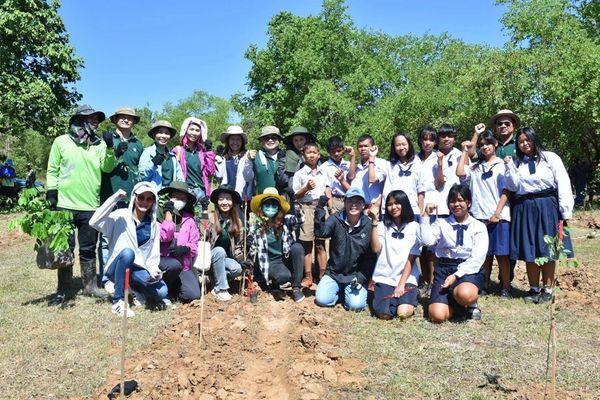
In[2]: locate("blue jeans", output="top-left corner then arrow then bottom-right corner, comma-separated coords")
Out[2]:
105,248 -> 168,304
315,274 -> 368,311
211,247 -> 242,290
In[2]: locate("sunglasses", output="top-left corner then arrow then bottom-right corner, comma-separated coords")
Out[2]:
262,135 -> 280,142
496,121 -> 512,127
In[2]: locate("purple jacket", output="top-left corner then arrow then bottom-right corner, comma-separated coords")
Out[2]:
159,211 -> 199,272
174,117 -> 216,195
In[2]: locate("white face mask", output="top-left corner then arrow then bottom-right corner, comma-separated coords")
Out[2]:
171,198 -> 187,212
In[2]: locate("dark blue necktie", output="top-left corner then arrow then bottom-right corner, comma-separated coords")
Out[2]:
453,224 -> 468,246
447,157 -> 453,167
528,158 -> 536,174
399,164 -> 412,177
391,224 -> 405,239
481,165 -> 493,180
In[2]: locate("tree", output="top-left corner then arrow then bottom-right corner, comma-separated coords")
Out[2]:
0,0 -> 82,140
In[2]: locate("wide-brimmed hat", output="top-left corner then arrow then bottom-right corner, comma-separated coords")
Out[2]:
210,184 -> 242,206
490,109 -> 520,129
220,125 -> 248,145
110,106 -> 140,124
257,125 -> 283,140
69,104 -> 106,125
282,126 -> 316,147
148,120 -> 177,139
158,181 -> 197,206
250,187 -> 290,215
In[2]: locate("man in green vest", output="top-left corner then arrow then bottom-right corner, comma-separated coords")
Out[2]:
247,125 -> 285,195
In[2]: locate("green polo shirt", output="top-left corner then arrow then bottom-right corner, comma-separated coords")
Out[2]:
267,227 -> 283,259
496,136 -> 516,159
214,217 -> 232,257
254,150 -> 277,194
185,147 -> 204,190
100,132 -> 144,203
158,146 -> 175,187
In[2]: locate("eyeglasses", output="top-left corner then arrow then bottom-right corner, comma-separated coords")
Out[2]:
496,121 -> 512,127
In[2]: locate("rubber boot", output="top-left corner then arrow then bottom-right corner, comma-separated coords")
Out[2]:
48,267 -> 73,306
80,260 -> 109,300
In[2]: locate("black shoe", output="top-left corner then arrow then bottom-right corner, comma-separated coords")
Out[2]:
500,288 -> 512,299
48,291 -> 66,307
466,304 -> 482,321
271,289 -> 286,301
538,290 -> 553,304
523,288 -> 540,304
292,288 -> 305,303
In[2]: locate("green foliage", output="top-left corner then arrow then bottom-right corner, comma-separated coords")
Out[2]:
0,0 -> 82,138
534,226 -> 579,268
8,188 -> 73,252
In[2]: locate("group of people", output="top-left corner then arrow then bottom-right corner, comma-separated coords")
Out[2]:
44,104 -> 574,323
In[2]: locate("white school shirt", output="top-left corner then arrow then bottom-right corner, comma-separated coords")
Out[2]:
415,152 -> 438,211
372,221 -> 420,287
323,158 -> 350,197
460,158 -> 510,221
383,158 -> 421,215
349,157 -> 387,205
504,151 -> 574,219
420,214 -> 488,277
292,164 -> 328,203
418,148 -> 462,215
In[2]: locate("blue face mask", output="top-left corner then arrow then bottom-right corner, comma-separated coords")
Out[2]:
262,204 -> 279,218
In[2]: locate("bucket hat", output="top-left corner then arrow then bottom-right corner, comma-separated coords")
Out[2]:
110,106 -> 140,124
250,187 -> 290,215
220,125 -> 248,145
282,126 -> 316,148
148,120 -> 177,139
490,109 -> 520,129
210,184 -> 242,206
258,125 -> 283,140
69,104 -> 106,125
158,181 -> 197,206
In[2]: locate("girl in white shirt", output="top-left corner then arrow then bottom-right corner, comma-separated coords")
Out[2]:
421,184 -> 489,323
383,133 -> 421,215
368,190 -> 420,320
504,127 -> 574,304
456,130 -> 511,298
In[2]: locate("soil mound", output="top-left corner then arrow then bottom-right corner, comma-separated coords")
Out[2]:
95,291 -> 364,400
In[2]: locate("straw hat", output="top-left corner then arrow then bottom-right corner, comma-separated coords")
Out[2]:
250,187 -> 290,215
490,109 -> 521,129
220,125 -> 248,145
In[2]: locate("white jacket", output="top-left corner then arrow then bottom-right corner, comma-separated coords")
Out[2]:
215,153 -> 254,199
89,182 -> 161,275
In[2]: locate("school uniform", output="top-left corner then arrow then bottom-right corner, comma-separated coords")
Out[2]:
382,158 -> 422,216
504,152 -> 574,262
460,158 -> 510,256
418,148 -> 462,215
323,158 -> 350,213
420,215 -> 488,306
349,157 -> 387,205
292,164 -> 328,241
372,221 -> 421,317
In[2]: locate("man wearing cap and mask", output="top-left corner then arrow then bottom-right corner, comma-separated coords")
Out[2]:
98,107 -> 145,290
46,104 -> 117,306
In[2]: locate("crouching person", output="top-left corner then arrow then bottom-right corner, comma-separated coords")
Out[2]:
248,187 -> 305,303
89,183 -> 169,317
420,184 -> 488,323
368,190 -> 421,320
314,187 -> 376,311
158,181 -> 202,303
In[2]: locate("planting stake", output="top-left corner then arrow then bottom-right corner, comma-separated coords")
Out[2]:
240,196 -> 248,296
199,214 -> 209,345
120,268 -> 130,399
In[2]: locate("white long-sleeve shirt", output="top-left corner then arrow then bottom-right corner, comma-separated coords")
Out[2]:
383,158 -> 422,215
460,158 -> 510,221
418,148 -> 462,215
504,151 -> 573,219
420,214 -> 488,277
372,221 -> 421,287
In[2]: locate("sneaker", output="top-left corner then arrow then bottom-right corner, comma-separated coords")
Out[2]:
466,304 -> 482,321
418,283 -> 432,299
500,288 -> 512,299
279,282 -> 292,290
104,281 -> 115,296
211,288 -> 232,301
130,289 -> 146,307
112,299 -> 135,318
292,288 -> 305,303
523,288 -> 540,304
538,290 -> 553,304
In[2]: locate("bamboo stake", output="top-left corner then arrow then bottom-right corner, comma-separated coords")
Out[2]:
119,268 -> 130,399
198,213 -> 209,346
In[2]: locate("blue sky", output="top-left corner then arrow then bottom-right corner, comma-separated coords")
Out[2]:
59,1 -> 509,119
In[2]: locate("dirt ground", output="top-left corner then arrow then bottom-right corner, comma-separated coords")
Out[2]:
93,290 -> 365,400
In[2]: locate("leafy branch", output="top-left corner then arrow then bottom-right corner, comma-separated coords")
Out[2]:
8,188 -> 73,253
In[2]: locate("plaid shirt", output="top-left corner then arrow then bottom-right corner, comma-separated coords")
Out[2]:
248,205 -> 304,285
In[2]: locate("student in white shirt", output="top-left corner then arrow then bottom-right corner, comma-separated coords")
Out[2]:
421,184 -> 488,323
368,190 -> 420,320
322,136 -> 353,214
382,133 -> 421,216
292,142 -> 330,288
503,127 -> 574,304
347,134 -> 387,207
456,130 -> 511,298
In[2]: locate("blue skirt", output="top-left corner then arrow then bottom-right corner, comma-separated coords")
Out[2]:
484,220 -> 510,256
510,192 -> 558,262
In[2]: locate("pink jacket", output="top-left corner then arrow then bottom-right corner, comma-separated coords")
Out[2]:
159,211 -> 199,272
174,117 -> 216,195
